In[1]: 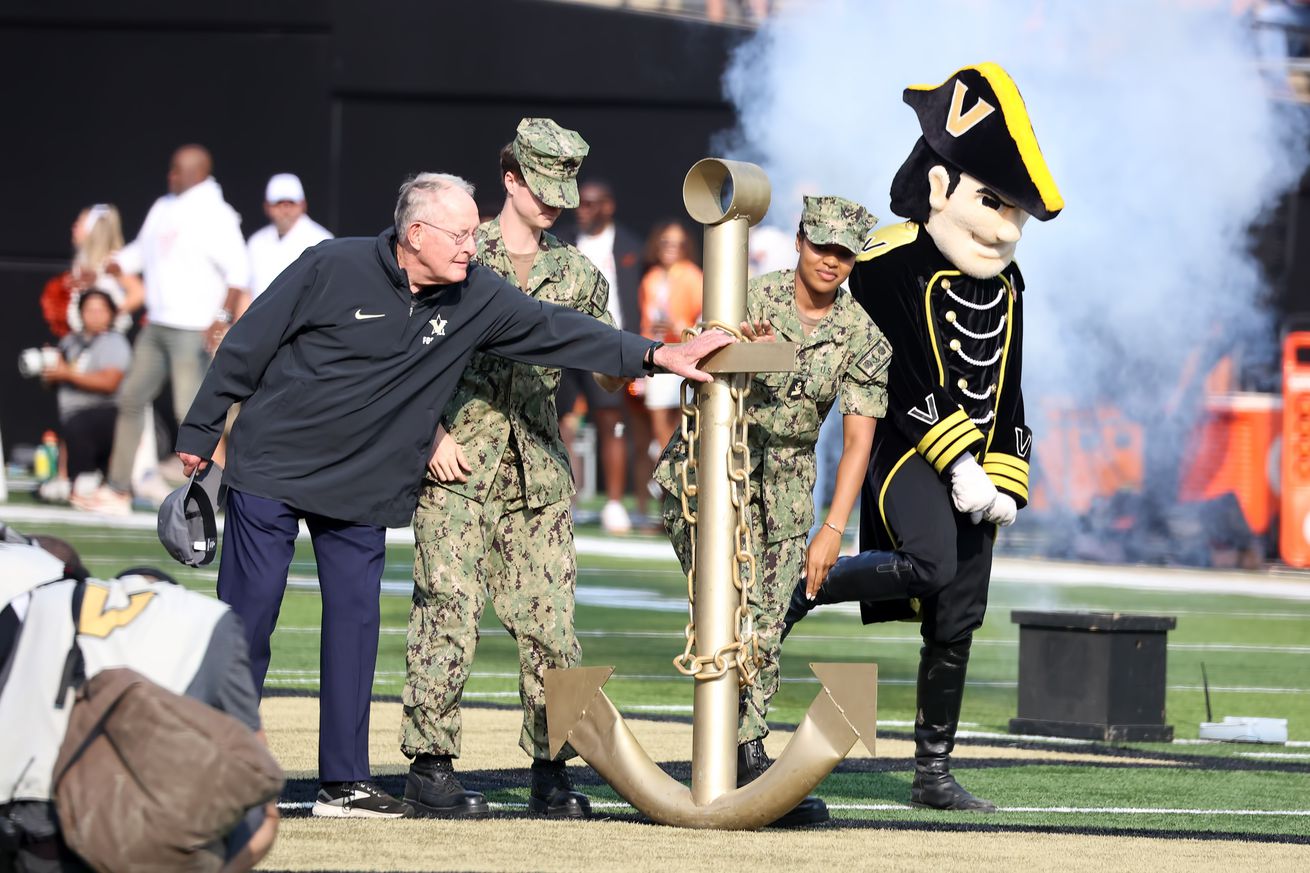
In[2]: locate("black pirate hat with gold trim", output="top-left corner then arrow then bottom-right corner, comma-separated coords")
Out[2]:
890,63 -> 1063,222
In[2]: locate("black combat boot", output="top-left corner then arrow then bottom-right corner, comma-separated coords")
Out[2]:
529,759 -> 593,819
781,549 -> 917,641
404,753 -> 490,818
909,641 -> 997,811
736,738 -> 829,826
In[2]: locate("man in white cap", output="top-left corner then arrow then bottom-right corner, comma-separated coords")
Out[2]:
245,173 -> 333,302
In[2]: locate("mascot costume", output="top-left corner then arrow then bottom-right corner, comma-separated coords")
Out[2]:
784,63 -> 1064,810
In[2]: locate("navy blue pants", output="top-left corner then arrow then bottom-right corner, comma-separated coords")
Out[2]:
217,488 -> 386,783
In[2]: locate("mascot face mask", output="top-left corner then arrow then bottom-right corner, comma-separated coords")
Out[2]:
887,63 -> 1062,279
925,167 -> 1030,279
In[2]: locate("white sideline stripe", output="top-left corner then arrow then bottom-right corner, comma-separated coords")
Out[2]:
1173,738 -> 1310,748
989,603 -> 1310,621
273,800 -> 1310,817
992,557 -> 1310,601
8,503 -> 1310,600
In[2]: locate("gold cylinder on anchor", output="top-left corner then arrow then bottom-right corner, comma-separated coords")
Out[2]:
681,158 -> 770,804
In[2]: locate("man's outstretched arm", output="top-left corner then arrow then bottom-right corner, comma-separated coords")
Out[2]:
477,276 -> 734,383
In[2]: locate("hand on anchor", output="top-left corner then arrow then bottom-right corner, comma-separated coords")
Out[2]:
739,319 -> 775,342
653,328 -> 737,382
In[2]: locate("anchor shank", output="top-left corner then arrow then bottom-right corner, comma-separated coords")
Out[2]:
690,214 -> 751,804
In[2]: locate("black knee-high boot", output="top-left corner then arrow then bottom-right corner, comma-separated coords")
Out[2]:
780,549 -> 916,641
910,640 -> 996,811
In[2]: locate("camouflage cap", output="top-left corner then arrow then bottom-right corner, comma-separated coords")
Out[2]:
800,195 -> 878,254
512,118 -> 590,209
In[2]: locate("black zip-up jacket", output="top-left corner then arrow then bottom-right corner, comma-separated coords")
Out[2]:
176,229 -> 653,527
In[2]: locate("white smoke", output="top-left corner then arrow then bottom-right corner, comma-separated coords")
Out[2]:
719,0 -> 1310,523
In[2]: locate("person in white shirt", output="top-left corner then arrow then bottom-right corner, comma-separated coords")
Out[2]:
245,174 -> 333,300
559,181 -> 652,533
73,144 -> 249,516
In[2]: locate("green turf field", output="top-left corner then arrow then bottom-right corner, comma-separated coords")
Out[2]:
11,512 -> 1310,844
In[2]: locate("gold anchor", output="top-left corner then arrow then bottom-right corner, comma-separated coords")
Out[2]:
546,159 -> 878,829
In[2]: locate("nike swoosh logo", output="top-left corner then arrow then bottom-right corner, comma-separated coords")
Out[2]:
354,309 -> 385,320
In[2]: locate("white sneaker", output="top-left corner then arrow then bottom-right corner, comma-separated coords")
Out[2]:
72,472 -> 102,498
600,500 -> 632,534
37,478 -> 71,503
70,485 -> 132,517
133,471 -> 173,508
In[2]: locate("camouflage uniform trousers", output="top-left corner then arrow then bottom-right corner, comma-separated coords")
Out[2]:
401,447 -> 580,761
661,485 -> 805,745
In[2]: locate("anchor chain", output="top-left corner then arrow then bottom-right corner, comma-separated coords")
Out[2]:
672,321 -> 762,687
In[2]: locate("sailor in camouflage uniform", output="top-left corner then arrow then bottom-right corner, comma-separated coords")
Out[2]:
656,195 -> 889,826
784,64 -> 1064,811
402,119 -> 616,820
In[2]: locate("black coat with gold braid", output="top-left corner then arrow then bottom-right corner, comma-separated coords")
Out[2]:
850,220 -> 1031,517
783,61 -> 1063,813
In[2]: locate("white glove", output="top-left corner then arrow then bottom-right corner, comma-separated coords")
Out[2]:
982,492 -> 1018,527
949,454 -> 999,516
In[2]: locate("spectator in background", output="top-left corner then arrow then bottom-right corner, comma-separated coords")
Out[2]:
639,220 -> 703,458
559,179 -> 650,533
748,223 -> 800,279
246,173 -> 333,303
706,0 -> 772,25
37,290 -> 132,504
72,144 -> 249,516
40,204 -> 139,338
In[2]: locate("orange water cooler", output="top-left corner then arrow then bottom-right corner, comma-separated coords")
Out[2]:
1179,393 -> 1281,538
1029,402 -> 1143,515
1280,332 -> 1310,567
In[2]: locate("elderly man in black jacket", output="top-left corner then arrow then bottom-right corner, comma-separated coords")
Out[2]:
175,172 -> 731,818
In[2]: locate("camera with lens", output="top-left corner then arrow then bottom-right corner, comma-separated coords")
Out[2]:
18,347 -> 60,379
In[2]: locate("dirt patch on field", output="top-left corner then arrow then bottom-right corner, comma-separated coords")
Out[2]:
262,818 -> 1304,872
260,698 -> 1175,777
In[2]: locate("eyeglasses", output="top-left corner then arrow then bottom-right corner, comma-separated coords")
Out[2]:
414,219 -> 475,246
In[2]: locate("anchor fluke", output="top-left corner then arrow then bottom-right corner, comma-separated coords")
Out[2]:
544,663 -> 877,829
545,666 -> 614,759
811,662 -> 878,757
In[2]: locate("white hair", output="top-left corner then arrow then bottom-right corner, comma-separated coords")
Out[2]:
394,172 -> 476,236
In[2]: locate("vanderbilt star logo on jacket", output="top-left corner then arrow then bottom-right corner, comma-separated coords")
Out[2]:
423,315 -> 447,345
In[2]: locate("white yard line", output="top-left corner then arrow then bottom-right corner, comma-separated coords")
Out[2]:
8,503 -> 1310,600
275,623 -> 1310,657
275,799 -> 1310,816
261,667 -> 1306,696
